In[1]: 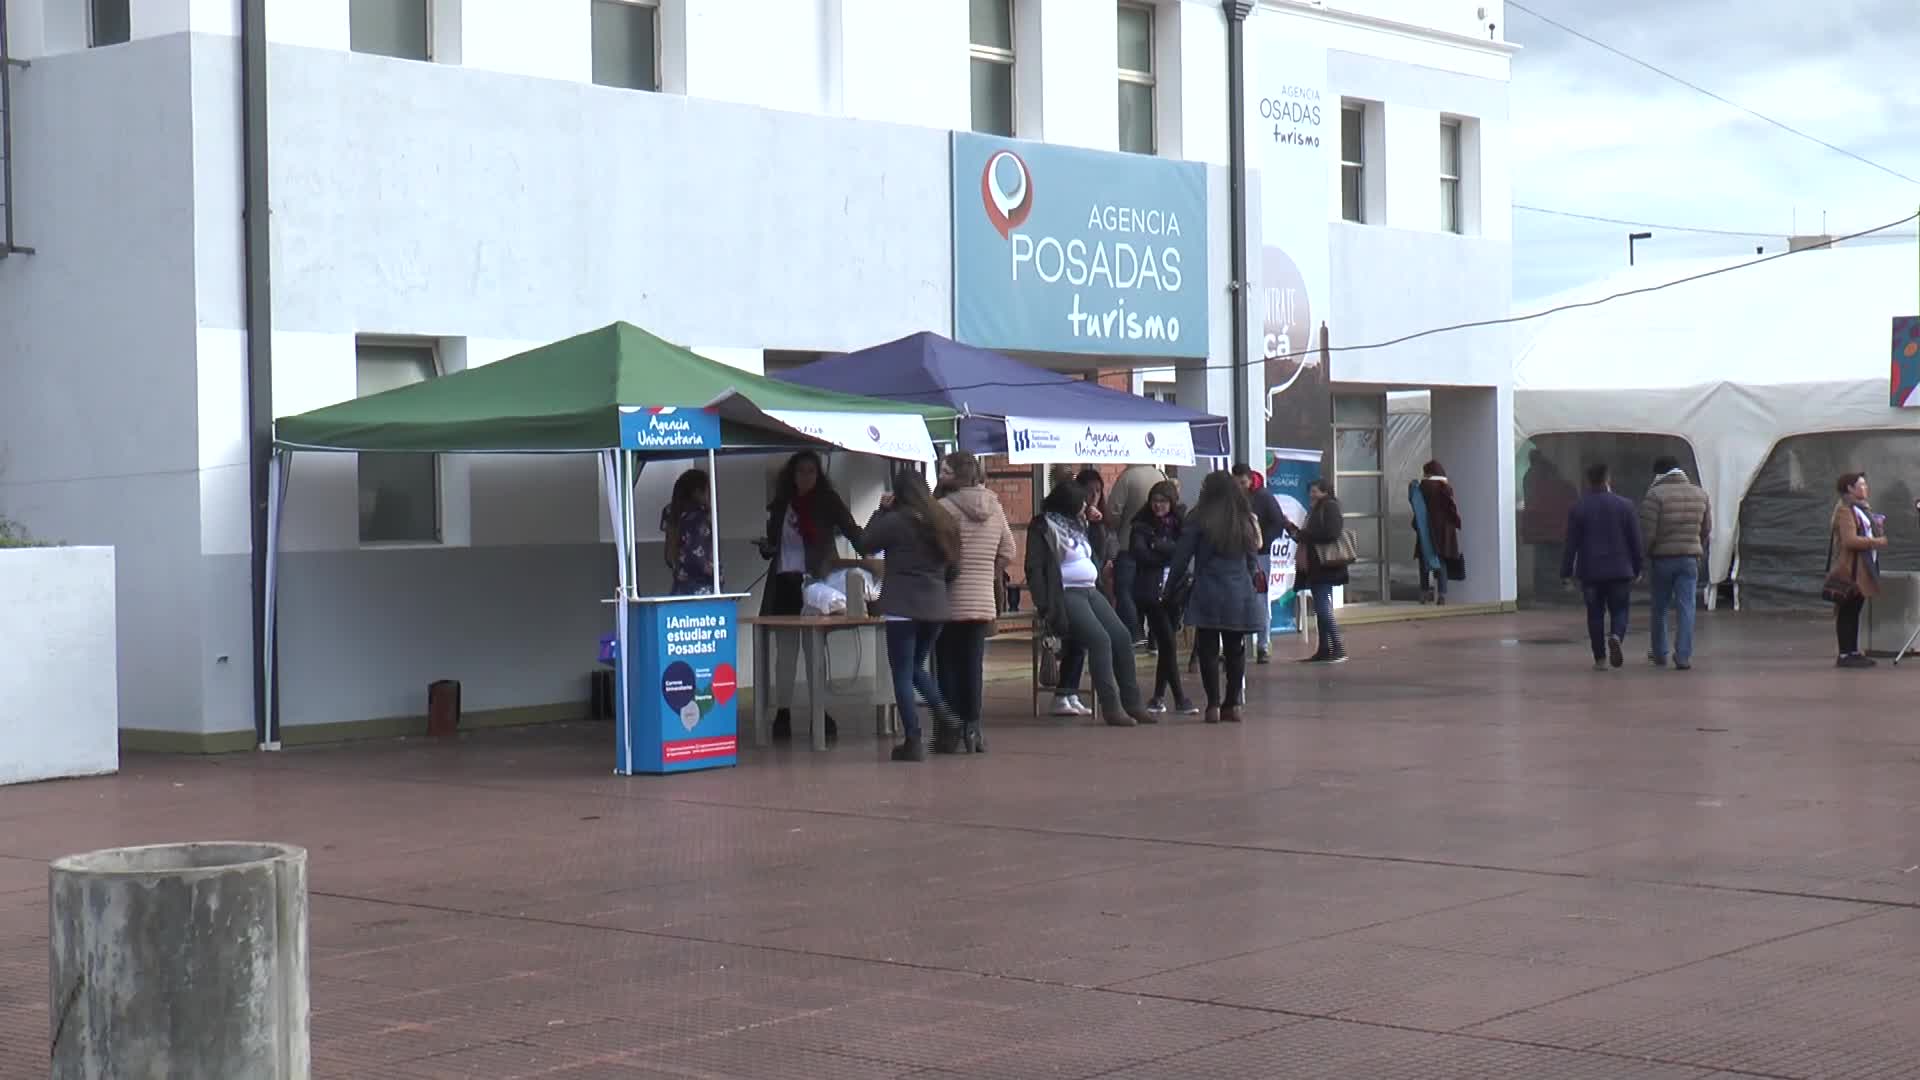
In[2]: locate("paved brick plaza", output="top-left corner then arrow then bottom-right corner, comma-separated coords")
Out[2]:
6,610 -> 1920,1078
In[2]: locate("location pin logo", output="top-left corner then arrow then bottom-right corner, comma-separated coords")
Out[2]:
980,150 -> 1033,239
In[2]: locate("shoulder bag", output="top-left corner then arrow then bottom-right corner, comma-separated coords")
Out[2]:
1314,530 -> 1359,569
1820,515 -> 1861,604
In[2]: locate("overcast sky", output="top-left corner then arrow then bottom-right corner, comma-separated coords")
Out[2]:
1508,0 -> 1920,301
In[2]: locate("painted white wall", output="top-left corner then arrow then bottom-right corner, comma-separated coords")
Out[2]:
1034,0 -> 1119,151
1168,0 -> 1227,165
459,0 -> 591,81
1307,0 -> 1505,44
0,38 -> 210,734
1380,102 -> 1437,231
1257,2 -> 1513,82
683,0 -> 832,113
0,547 -> 120,785
840,0 -> 968,130
265,0 -> 348,50
1429,386 -> 1516,603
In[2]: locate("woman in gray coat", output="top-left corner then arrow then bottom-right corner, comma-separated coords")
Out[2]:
860,469 -> 962,760
1164,471 -> 1265,723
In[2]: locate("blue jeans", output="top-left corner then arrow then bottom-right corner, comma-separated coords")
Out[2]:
1582,579 -> 1632,659
1310,584 -> 1343,658
1648,556 -> 1698,663
884,620 -> 945,739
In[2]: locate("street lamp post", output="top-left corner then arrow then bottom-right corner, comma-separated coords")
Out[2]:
1629,231 -> 1653,266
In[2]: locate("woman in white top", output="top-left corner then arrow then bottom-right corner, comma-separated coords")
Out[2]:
1023,481 -> 1151,727
756,451 -> 862,741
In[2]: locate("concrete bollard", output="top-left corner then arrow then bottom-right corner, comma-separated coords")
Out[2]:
48,842 -> 309,1080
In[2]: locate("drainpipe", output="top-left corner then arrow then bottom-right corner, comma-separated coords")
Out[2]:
241,0 -> 276,747
1224,0 -> 1256,467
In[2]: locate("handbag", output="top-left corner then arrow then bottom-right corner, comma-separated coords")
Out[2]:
1314,530 -> 1359,569
1821,523 -> 1861,604
1444,554 -> 1467,582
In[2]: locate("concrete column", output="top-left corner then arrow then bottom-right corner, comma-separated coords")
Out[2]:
50,843 -> 309,1080
1430,386 -> 1514,605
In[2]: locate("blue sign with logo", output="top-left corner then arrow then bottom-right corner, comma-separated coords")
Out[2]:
619,407 -> 721,452
952,133 -> 1209,359
1265,448 -> 1322,634
617,596 -> 740,774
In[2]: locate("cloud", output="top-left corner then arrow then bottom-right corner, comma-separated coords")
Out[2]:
1508,0 -> 1920,299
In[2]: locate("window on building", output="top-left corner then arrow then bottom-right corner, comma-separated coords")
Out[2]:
350,0 -> 431,61
88,0 -> 131,47
1117,3 -> 1155,154
1440,118 -> 1463,234
356,340 -> 441,544
592,0 -> 660,91
1341,103 -> 1366,224
970,0 -> 1015,137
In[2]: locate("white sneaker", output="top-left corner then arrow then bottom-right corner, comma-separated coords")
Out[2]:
1050,696 -> 1082,717
1067,695 -> 1093,716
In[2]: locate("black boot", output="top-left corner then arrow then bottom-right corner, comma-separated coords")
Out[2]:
930,706 -> 964,755
891,736 -> 926,762
771,708 -> 793,741
1298,633 -> 1331,663
964,721 -> 986,754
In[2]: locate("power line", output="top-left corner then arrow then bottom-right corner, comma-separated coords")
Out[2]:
1515,204 -> 1783,238
1508,1 -> 1920,187
1518,203 -> 1920,244
858,212 -> 1920,398
1331,212 -> 1917,357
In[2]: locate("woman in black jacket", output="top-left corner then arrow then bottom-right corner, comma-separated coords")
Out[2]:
1129,481 -> 1196,714
859,470 -> 961,761
757,451 -> 862,741
1286,479 -> 1349,663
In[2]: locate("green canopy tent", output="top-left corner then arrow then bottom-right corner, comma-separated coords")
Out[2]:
274,321 -> 956,453
263,321 -> 957,756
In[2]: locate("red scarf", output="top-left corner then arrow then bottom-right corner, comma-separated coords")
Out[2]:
790,490 -> 821,548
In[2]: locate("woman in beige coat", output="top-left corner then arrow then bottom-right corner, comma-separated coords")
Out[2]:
1829,471 -> 1888,669
935,452 -> 1016,752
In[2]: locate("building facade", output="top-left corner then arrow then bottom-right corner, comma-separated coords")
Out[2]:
0,0 -> 1514,748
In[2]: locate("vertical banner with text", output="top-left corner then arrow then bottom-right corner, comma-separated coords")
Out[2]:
1248,28 -> 1333,461
1265,448 -> 1323,634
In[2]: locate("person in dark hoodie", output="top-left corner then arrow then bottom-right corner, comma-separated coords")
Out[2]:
936,451 -> 1015,753
1561,462 -> 1646,671
757,451 -> 862,743
859,468 -> 962,760
1026,481 -> 1153,727
1129,481 -> 1198,714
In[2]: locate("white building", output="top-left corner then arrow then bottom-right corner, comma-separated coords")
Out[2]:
0,0 -> 1514,750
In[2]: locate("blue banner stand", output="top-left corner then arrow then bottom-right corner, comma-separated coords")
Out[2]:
1266,447 -> 1324,636
615,593 -> 746,775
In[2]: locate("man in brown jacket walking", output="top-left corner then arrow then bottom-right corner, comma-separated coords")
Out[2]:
1637,456 -> 1711,670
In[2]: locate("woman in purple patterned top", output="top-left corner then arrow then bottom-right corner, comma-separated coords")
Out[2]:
661,469 -> 717,595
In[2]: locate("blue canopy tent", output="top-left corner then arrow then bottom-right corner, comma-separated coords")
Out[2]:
776,332 -> 1231,460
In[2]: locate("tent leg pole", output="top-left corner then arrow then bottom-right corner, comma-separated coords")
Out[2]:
707,449 -> 720,590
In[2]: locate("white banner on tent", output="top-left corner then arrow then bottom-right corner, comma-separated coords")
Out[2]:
1004,416 -> 1196,466
765,410 -> 935,462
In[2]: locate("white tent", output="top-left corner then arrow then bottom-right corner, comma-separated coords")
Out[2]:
1514,240 -> 1920,590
